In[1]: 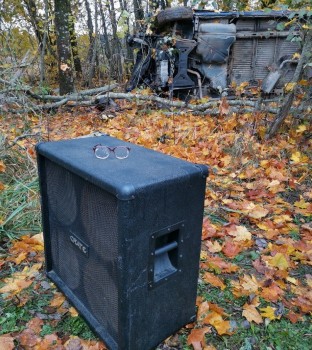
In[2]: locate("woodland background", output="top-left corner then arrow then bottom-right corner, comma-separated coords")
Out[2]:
0,0 -> 312,349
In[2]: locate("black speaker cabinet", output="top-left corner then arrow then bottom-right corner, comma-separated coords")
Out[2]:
36,135 -> 208,350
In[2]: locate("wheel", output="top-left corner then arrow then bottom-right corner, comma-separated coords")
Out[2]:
156,7 -> 193,27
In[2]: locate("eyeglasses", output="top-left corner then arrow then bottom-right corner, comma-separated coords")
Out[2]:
93,144 -> 131,159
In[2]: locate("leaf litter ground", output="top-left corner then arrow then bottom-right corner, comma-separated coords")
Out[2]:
0,102 -> 311,350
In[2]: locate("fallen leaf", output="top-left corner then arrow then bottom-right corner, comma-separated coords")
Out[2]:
0,275 -> 33,296
35,333 -> 63,350
242,304 -> 263,324
187,327 -> 211,350
0,160 -> 6,172
259,306 -> 280,320
69,306 -> 79,317
227,225 -> 251,241
202,272 -> 226,290
260,283 -> 284,302
0,335 -> 14,350
203,311 -> 232,335
18,328 -> 39,348
222,239 -> 246,258
219,97 -> 229,115
50,292 -> 66,308
265,253 -> 289,270
205,240 -> 223,253
248,205 -> 269,219
27,317 -> 44,334
197,301 -> 210,320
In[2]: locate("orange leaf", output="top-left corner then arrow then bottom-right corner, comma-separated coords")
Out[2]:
202,272 -> 226,290
222,240 -> 244,258
50,292 -> 66,308
286,311 -> 304,323
203,345 -> 217,350
203,311 -> 232,335
242,304 -> 263,324
197,301 -> 210,320
13,252 -> 28,265
260,284 -> 284,302
0,335 -> 14,350
18,328 -> 39,348
0,276 -> 33,296
0,160 -> 6,173
187,327 -> 211,350
219,97 -> 229,115
36,333 -> 62,350
27,317 -> 44,334
201,255 -> 239,273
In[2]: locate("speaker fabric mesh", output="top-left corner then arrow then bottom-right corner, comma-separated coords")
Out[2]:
44,159 -> 119,338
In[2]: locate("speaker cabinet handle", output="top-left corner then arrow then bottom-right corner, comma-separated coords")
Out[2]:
155,241 -> 178,256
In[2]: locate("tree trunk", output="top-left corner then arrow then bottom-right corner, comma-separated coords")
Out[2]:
99,2 -> 112,60
69,5 -> 82,75
107,0 -> 123,80
88,0 -> 98,87
54,0 -> 75,95
40,0 -> 49,84
84,0 -> 97,85
23,0 -> 43,48
266,30 -> 312,139
133,0 -> 144,24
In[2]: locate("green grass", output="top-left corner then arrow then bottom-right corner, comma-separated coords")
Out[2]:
206,319 -> 312,350
0,147 -> 41,240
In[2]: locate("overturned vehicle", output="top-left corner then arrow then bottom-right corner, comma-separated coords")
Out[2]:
127,7 -> 301,97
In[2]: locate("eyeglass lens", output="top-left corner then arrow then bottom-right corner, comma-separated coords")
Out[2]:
114,147 -> 129,159
94,146 -> 110,159
94,146 -> 130,159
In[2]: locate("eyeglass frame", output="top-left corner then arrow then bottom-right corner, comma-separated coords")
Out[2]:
93,144 -> 131,159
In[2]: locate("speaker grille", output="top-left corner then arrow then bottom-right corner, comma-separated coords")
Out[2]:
45,159 -> 119,338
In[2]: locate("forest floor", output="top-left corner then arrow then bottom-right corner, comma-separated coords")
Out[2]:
0,97 -> 311,350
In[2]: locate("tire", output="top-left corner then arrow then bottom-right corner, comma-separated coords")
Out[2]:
157,7 -> 193,27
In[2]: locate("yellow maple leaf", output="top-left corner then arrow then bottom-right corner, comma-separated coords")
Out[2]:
69,306 -> 79,317
292,52 -> 301,59
228,225 -> 251,241
286,276 -> 298,285
267,253 -> 289,270
291,151 -> 308,164
294,197 -> 309,209
284,82 -> 296,93
259,306 -> 280,320
296,124 -> 307,133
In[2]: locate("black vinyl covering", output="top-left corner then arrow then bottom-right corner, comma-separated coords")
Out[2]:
36,135 -> 208,350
